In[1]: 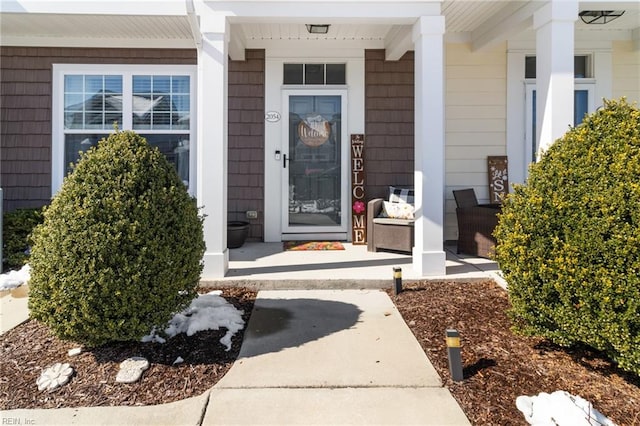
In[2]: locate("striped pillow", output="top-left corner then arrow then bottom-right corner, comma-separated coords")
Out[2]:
389,186 -> 414,204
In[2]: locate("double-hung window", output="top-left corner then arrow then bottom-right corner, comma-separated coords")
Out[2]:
52,64 -> 196,194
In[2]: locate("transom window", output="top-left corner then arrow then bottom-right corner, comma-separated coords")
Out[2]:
52,65 -> 196,194
525,55 -> 592,78
283,63 -> 346,85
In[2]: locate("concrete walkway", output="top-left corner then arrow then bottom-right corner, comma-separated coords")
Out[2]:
2,290 -> 470,426
0,284 -> 30,334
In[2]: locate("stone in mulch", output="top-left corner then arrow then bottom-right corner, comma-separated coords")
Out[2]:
37,362 -> 74,391
67,347 -> 83,357
115,357 -> 149,383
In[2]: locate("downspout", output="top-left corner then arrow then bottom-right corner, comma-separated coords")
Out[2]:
186,0 -> 202,48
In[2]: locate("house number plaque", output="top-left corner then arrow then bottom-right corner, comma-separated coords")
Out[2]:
351,134 -> 366,244
264,111 -> 281,122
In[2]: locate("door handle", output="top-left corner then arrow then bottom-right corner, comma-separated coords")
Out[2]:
283,154 -> 288,168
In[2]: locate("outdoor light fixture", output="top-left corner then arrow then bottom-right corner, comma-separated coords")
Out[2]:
305,24 -> 330,34
579,10 -> 625,25
446,329 -> 464,382
393,267 -> 402,295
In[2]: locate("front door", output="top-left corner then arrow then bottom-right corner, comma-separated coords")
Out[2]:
282,91 -> 348,239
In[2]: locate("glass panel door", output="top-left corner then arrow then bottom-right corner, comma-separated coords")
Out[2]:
283,93 -> 346,234
525,84 -> 594,164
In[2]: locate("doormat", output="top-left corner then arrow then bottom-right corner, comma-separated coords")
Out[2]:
283,241 -> 345,251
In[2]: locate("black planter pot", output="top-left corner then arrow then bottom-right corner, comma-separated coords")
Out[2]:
227,221 -> 250,249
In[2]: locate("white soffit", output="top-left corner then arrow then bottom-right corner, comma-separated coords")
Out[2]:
0,13 -> 195,48
1,0 -> 638,51
442,0 -> 508,33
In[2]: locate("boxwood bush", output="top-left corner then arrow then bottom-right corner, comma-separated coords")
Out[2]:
2,207 -> 43,272
28,130 -> 205,347
494,98 -> 640,375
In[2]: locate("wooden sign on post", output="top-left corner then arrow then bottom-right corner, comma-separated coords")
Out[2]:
351,134 -> 366,244
488,156 -> 509,204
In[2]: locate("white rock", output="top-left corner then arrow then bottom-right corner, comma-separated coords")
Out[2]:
516,391 -> 616,426
115,357 -> 150,383
37,362 -> 74,391
68,347 -> 83,357
172,356 -> 184,365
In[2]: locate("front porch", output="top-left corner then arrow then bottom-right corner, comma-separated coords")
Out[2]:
201,242 -> 505,289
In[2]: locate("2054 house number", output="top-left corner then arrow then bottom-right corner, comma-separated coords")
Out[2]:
265,111 -> 281,122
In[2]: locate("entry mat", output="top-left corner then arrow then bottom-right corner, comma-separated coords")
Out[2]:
283,241 -> 345,251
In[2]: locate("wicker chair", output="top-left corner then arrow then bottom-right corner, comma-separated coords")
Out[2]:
366,198 -> 414,254
453,189 -> 500,258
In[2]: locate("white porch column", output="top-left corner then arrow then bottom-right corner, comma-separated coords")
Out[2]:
412,15 -> 446,276
197,15 -> 229,278
534,0 -> 578,157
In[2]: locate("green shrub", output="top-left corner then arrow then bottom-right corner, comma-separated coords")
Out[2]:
28,130 -> 205,347
2,207 -> 44,272
494,98 -> 640,376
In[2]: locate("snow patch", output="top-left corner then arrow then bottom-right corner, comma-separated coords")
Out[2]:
516,391 -> 616,426
142,291 -> 245,351
0,264 -> 31,291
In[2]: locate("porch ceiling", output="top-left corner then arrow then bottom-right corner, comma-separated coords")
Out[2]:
1,1 -> 638,53
0,13 -> 196,48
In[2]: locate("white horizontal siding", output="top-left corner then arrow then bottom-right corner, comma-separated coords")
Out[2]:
447,91 -> 505,106
446,105 -> 505,119
447,159 -> 492,173
444,43 -> 507,241
446,132 -> 505,146
612,41 -> 640,104
447,78 -> 506,93
447,65 -> 507,80
446,118 -> 505,133
446,146 -> 506,160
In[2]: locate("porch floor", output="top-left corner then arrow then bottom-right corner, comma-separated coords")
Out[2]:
201,242 -> 506,289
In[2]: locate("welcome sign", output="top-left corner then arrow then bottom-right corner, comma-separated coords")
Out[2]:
351,134 -> 366,244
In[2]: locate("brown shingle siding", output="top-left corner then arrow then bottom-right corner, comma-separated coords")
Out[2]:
228,97 -> 263,110
0,46 -> 197,212
227,49 -> 265,240
228,84 -> 264,98
1,173 -> 49,187
364,50 -> 414,199
366,110 -> 413,123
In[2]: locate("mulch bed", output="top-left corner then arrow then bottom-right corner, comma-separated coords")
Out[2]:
0,287 -> 256,410
3,281 -> 639,425
390,280 -> 640,426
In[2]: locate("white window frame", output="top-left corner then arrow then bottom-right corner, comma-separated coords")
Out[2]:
507,45 -> 612,186
525,80 -> 596,165
52,64 -> 197,195
263,52 -> 365,242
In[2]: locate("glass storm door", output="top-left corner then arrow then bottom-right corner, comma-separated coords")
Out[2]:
525,83 -> 594,164
282,92 -> 347,236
